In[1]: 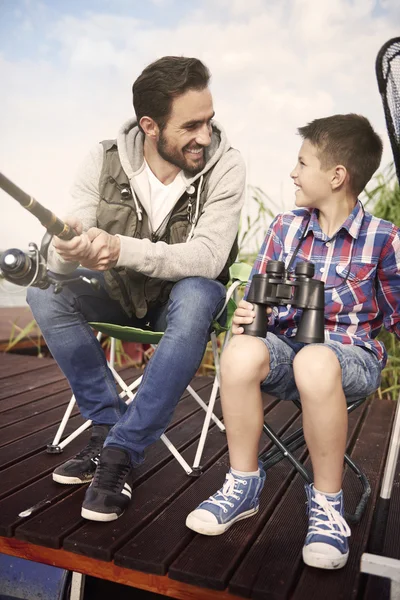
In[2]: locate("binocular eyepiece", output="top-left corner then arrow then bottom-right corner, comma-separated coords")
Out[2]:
243,260 -> 325,344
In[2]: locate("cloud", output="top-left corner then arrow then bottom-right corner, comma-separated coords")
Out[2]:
0,0 -> 398,254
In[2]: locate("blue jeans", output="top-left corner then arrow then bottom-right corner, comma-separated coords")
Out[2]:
259,333 -> 382,402
27,270 -> 226,465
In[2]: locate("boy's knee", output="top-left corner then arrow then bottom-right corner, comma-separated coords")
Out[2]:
221,335 -> 270,383
293,345 -> 341,389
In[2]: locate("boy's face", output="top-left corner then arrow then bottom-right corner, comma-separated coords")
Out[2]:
290,140 -> 334,209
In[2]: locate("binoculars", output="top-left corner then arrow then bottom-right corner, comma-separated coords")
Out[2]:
243,260 -> 325,344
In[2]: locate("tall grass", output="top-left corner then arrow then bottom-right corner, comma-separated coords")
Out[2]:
363,163 -> 400,400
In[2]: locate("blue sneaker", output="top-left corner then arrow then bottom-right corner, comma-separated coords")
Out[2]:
185,468 -> 266,535
302,484 -> 351,569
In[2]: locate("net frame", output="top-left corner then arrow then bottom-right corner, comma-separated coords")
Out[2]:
376,37 -> 400,184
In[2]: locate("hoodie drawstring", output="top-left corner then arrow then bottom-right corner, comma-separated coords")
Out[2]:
186,175 -> 203,242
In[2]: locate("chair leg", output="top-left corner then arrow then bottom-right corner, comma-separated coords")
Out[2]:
192,332 -> 222,470
186,384 -> 225,431
260,413 -> 371,524
343,453 -> 371,524
47,395 -> 80,453
260,421 -> 312,483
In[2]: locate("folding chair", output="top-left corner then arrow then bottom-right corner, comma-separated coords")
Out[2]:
47,262 -> 252,476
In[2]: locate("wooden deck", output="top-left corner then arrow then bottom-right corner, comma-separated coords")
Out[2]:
0,352 -> 398,600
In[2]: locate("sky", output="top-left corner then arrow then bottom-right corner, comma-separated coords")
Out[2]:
0,0 -> 399,255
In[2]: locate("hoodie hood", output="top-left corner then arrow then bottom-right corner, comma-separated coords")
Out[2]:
116,117 -> 230,186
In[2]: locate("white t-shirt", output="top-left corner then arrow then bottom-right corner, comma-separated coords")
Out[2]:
135,161 -> 185,232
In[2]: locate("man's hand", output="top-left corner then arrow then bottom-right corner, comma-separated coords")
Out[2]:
52,216 -> 93,264
232,299 -> 272,335
52,217 -> 121,271
80,227 -> 121,271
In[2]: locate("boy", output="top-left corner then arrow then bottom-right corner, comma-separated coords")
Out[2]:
186,114 -> 400,570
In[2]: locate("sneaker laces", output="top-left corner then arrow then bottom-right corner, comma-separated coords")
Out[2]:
92,460 -> 130,492
74,435 -> 105,461
308,492 -> 351,542
206,473 -> 246,513
74,426 -> 110,461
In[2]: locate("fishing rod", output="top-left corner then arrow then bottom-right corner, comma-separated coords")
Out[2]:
0,172 -> 76,241
0,172 -> 99,292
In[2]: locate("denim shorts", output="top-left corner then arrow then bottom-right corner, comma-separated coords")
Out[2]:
259,333 -> 382,403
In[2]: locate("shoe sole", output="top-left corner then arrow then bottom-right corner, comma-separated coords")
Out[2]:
81,507 -> 121,522
52,473 -> 93,485
185,506 -> 259,536
302,547 -> 349,569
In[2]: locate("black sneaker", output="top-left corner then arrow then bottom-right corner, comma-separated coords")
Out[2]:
81,446 -> 133,522
52,425 -> 111,485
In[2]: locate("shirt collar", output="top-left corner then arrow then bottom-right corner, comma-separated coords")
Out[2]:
307,200 -> 364,241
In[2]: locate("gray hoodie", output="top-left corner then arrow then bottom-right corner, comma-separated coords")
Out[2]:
48,118 -> 246,281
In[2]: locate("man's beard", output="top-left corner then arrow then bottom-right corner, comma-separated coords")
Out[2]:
157,132 -> 206,175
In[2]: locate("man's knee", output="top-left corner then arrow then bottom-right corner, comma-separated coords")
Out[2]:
169,277 -> 225,322
26,285 -> 54,317
221,335 -> 270,384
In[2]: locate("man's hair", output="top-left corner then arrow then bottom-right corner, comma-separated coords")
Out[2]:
132,56 -> 211,132
298,114 -> 383,196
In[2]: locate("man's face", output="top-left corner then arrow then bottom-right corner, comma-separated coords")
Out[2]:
290,140 -> 334,208
157,87 -> 214,175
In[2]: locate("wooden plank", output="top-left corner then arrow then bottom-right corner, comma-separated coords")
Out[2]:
0,402 -> 81,447
0,388 -> 73,427
0,365 -> 67,400
0,362 -> 143,401
115,399 -> 298,577
0,353 -> 53,379
0,427 -> 90,500
0,379 -> 71,415
0,474 -> 79,537
0,536 -> 245,600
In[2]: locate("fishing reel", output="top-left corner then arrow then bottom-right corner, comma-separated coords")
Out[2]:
0,233 -> 100,293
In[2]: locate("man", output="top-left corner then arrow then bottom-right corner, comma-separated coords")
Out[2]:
27,56 -> 245,522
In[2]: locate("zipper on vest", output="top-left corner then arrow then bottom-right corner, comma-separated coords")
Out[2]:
187,200 -> 193,223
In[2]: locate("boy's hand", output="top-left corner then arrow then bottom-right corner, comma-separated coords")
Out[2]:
232,300 -> 255,334
232,299 -> 272,335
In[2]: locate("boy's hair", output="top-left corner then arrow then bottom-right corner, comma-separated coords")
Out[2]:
132,56 -> 211,133
298,114 -> 383,196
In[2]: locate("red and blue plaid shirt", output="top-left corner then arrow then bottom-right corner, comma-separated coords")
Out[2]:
246,201 -> 400,367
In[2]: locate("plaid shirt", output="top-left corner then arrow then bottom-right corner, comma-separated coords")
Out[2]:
246,201 -> 400,367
